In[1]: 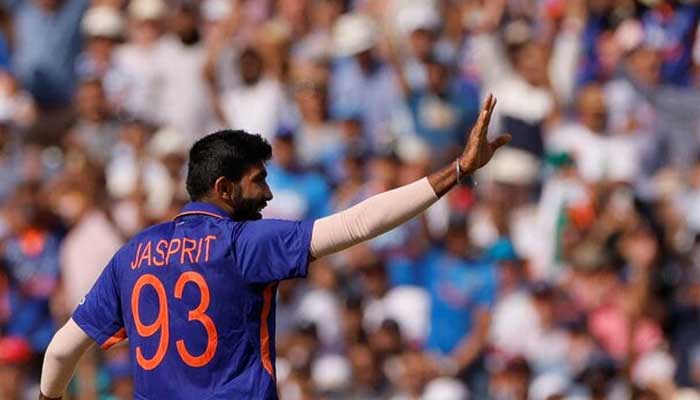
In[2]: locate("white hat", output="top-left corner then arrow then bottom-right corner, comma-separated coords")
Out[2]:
632,350 -> 676,388
311,354 -> 351,393
332,14 -> 377,58
82,6 -> 125,38
528,373 -> 569,400
202,0 -> 233,22
395,5 -> 440,36
128,0 -> 166,20
421,377 -> 469,400
482,147 -> 540,185
149,127 -> 189,157
615,19 -> 645,53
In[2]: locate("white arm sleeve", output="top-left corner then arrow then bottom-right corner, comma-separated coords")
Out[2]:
40,318 -> 95,398
549,29 -> 582,106
473,33 -> 514,89
310,177 -> 438,258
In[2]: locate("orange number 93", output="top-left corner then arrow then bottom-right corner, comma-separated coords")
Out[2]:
131,272 -> 218,370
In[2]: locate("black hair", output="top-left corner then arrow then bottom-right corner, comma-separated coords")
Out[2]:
186,129 -> 272,201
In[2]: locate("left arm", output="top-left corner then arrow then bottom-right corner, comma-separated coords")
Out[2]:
450,308 -> 491,371
39,319 -> 95,400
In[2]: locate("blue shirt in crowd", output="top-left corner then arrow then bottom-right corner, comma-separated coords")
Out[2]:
9,0 -> 87,106
265,164 -> 331,221
421,248 -> 497,354
407,80 -> 480,153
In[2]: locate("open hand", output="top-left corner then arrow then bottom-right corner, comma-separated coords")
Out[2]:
458,94 -> 511,175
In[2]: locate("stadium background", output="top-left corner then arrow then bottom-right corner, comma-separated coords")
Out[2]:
0,0 -> 700,398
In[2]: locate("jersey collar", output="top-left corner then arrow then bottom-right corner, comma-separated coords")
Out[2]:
174,202 -> 231,220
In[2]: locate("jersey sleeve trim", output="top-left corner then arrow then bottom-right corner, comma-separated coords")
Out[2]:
100,328 -> 127,350
259,283 -> 275,379
72,312 -> 125,350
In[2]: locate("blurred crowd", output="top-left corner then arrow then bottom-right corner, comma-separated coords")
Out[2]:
0,0 -> 699,399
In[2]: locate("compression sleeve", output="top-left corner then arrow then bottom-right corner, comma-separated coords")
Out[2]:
40,318 -> 95,398
310,177 -> 438,258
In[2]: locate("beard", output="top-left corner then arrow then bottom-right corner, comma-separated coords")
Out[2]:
230,186 -> 267,221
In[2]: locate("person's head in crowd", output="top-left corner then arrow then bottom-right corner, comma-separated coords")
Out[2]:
347,342 -> 386,394
293,79 -> 329,124
341,296 -> 367,346
425,53 -> 451,95
531,281 -> 558,328
490,356 -> 532,400
274,0 -> 309,34
283,321 -> 320,373
82,5 -> 125,67
369,150 -> 400,189
357,259 -> 388,300
120,119 -> 154,155
342,143 -> 367,183
272,129 -> 297,171
332,13 -> 377,71
485,147 -> 541,208
307,257 -> 337,291
396,4 -> 440,62
169,0 -> 201,45
443,216 -> 470,258
311,353 -> 351,396
577,84 -> 608,134
51,169 -> 104,227
488,239 -> 526,294
6,180 -> 55,234
368,319 -> 403,359
238,47 -> 265,87
309,0 -> 343,32
614,19 -> 661,87
75,78 -> 110,122
391,349 -> 437,398
200,0 -> 232,35
128,0 -> 166,45
0,336 -> 32,400
504,20 -> 548,87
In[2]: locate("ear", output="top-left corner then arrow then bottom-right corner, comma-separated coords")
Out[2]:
213,176 -> 234,201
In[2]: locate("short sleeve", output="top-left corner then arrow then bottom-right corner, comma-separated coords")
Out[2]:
233,219 -> 314,283
72,258 -> 126,349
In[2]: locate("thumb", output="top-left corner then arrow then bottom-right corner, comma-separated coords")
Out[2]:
489,134 -> 512,152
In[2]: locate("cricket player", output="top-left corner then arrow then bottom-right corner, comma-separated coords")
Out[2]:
39,95 -> 509,399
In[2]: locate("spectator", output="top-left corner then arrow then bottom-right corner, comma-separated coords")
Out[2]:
329,13 -> 401,148
264,131 -> 331,220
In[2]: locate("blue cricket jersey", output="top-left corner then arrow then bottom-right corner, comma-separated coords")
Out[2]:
72,202 -> 314,399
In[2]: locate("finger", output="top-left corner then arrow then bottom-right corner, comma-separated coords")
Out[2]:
471,103 -> 488,138
483,93 -> 493,113
488,134 -> 512,152
483,96 -> 497,133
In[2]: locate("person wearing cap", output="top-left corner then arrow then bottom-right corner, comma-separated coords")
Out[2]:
328,13 -> 402,149
387,36 -> 481,165
113,0 -> 167,123
39,96 -> 509,399
77,5 -> 127,108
